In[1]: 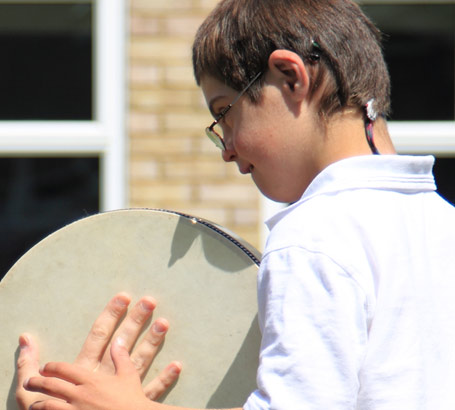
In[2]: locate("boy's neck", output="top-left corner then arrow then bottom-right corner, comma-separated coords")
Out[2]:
314,109 -> 396,172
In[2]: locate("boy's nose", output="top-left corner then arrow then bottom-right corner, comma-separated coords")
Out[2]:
222,146 -> 236,162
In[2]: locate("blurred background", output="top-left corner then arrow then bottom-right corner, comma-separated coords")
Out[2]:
0,0 -> 454,280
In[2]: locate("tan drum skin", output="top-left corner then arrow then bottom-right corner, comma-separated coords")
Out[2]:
0,209 -> 261,409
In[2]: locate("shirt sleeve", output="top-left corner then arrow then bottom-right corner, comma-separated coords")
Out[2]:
244,246 -> 369,410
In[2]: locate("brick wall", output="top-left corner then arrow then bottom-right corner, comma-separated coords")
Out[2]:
128,0 -> 262,250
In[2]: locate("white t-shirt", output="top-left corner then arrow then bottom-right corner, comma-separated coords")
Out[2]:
244,155 -> 455,410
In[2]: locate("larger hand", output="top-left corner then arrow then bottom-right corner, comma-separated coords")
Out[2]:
25,339 -> 156,410
16,293 -> 181,409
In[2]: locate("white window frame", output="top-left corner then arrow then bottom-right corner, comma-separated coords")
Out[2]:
390,122 -> 455,154
0,0 -> 127,211
260,0 -> 455,248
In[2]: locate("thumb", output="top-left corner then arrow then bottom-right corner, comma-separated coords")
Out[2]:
16,333 -> 40,390
110,337 -> 137,377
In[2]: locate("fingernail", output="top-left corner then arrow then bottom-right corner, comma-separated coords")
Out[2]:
140,300 -> 155,312
114,297 -> 128,307
23,378 -> 29,388
153,321 -> 167,334
169,362 -> 182,375
115,336 -> 126,347
19,334 -> 29,349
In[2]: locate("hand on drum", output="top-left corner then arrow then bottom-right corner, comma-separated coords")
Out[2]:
16,293 -> 182,410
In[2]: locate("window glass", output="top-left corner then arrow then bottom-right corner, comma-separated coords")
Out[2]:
361,4 -> 455,121
434,157 -> 455,205
0,4 -> 92,120
0,157 -> 99,280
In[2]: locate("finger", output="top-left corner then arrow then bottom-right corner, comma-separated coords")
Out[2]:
40,362 -> 88,385
143,361 -> 182,400
110,337 -> 143,381
29,400 -> 71,410
74,293 -> 131,369
16,334 -> 40,388
16,334 -> 46,409
130,318 -> 169,378
24,375 -> 74,402
99,296 -> 157,373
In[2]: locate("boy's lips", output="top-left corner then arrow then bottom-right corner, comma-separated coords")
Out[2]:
239,164 -> 253,174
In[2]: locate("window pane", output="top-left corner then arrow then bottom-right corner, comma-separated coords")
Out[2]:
434,157 -> 455,205
361,4 -> 455,121
0,4 -> 92,120
0,157 -> 99,280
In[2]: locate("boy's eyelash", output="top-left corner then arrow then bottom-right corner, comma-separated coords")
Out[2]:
215,108 -> 226,118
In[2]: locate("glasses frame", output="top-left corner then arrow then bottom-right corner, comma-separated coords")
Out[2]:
205,71 -> 262,150
205,41 -> 380,155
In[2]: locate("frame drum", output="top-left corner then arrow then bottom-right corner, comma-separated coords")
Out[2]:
0,209 -> 261,409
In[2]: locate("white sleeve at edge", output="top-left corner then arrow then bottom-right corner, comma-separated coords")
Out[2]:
243,246 -> 369,410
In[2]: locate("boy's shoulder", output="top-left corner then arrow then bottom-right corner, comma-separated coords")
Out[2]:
264,154 -> 437,255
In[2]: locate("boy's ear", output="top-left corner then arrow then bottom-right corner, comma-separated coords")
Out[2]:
267,50 -> 310,101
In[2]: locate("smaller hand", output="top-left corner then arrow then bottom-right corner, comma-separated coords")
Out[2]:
25,338 -> 155,410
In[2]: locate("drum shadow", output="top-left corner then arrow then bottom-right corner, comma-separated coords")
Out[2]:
156,317 -> 261,407
6,347 -> 19,409
168,217 -> 258,272
206,314 -> 261,408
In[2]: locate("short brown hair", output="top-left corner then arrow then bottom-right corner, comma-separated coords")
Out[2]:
193,0 -> 391,118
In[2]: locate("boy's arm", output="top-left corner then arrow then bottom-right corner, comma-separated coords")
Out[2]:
24,338 -> 242,410
16,293 -> 181,409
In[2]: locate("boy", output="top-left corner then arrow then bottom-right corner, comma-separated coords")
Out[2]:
18,0 -> 455,408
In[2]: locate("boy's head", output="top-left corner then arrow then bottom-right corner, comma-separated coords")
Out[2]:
193,0 -> 391,119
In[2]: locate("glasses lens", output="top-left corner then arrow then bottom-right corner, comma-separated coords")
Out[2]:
205,125 -> 226,150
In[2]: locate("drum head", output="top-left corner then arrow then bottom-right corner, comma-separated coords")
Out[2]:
0,209 -> 261,409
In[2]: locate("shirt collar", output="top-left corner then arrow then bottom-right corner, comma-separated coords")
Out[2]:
266,154 -> 436,230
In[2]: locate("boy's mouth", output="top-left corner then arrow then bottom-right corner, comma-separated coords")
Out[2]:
240,164 -> 253,174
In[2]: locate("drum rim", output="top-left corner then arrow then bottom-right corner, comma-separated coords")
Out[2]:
152,208 -> 261,267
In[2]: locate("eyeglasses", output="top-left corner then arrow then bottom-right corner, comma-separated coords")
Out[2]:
205,71 -> 262,150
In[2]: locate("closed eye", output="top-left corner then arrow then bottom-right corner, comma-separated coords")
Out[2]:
209,95 -> 228,119
215,104 -> 233,122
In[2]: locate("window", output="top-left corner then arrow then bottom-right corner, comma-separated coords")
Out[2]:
0,157 -> 99,277
0,0 -> 126,279
433,158 -> 455,205
0,4 -> 93,120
